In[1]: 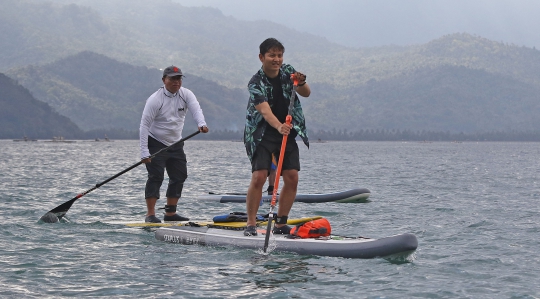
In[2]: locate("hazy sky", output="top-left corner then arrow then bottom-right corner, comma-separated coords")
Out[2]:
176,0 -> 540,48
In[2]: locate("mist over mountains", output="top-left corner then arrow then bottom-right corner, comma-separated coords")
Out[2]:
7,51 -> 247,132
2,0 -> 540,139
178,0 -> 540,49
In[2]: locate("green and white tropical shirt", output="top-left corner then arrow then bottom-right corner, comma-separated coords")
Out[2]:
244,63 -> 309,161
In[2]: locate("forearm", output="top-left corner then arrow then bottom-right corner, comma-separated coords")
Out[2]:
139,124 -> 151,159
139,107 -> 157,159
185,89 -> 207,127
256,102 -> 284,129
261,109 -> 282,129
296,83 -> 310,97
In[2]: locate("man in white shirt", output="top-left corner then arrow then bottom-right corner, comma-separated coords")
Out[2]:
140,66 -> 209,223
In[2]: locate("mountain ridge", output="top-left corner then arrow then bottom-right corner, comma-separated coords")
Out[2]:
7,51 -> 247,132
2,0 -> 540,135
0,73 -> 83,139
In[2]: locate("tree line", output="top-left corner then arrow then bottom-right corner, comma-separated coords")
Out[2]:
308,129 -> 540,141
186,129 -> 540,142
12,128 -> 540,141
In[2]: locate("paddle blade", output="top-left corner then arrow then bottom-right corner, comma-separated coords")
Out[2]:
263,213 -> 274,253
40,197 -> 78,222
39,212 -> 59,223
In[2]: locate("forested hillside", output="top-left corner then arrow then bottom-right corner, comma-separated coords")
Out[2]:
8,50 -> 540,136
7,52 -> 247,132
339,65 -> 540,132
2,0 -> 540,137
0,73 -> 83,139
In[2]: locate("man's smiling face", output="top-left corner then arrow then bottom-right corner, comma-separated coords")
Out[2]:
259,47 -> 283,77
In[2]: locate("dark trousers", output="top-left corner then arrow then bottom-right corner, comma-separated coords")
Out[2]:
145,136 -> 187,199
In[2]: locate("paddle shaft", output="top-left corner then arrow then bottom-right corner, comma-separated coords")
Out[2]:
44,130 -> 201,220
263,75 -> 298,252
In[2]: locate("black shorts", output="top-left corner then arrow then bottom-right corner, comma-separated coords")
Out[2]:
145,136 -> 187,199
251,138 -> 300,173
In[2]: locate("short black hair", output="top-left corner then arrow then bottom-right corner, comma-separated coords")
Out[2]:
259,38 -> 285,55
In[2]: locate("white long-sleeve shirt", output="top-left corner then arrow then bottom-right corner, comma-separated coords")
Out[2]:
139,86 -> 207,159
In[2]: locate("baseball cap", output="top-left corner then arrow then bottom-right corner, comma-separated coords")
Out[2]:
163,65 -> 183,77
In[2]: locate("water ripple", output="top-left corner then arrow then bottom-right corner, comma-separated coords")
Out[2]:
1,140 -> 539,298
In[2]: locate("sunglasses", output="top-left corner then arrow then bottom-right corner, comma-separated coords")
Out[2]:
167,76 -> 183,82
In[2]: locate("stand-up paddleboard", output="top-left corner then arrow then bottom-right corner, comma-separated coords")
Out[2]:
155,224 -> 418,259
197,188 -> 371,203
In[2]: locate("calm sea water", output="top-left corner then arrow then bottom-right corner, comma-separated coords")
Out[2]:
0,139 -> 539,298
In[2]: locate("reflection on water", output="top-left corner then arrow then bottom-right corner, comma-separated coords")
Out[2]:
249,255 -> 315,287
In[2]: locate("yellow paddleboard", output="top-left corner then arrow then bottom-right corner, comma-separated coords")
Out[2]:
124,216 -> 322,228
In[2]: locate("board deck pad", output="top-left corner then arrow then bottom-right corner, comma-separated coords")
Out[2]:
123,216 -> 322,228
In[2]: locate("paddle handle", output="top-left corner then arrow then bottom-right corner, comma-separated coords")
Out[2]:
287,76 -> 299,115
269,74 -> 298,208
264,74 -> 298,253
292,76 -> 299,86
270,115 -> 292,207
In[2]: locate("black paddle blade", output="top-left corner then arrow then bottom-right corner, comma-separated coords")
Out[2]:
263,213 -> 274,253
39,212 -> 59,223
39,197 -> 77,223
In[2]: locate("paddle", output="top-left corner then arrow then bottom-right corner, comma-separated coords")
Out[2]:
39,130 -> 201,223
263,74 -> 298,252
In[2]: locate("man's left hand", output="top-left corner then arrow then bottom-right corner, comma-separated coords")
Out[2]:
294,72 -> 307,85
199,126 -> 209,133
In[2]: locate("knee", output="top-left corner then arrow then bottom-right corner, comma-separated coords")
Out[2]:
250,171 -> 268,188
148,173 -> 164,182
282,171 -> 299,186
169,174 -> 187,185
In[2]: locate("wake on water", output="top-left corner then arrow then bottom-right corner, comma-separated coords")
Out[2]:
256,234 -> 278,256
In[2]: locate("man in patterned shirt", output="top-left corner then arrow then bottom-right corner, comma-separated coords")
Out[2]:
243,38 -> 311,236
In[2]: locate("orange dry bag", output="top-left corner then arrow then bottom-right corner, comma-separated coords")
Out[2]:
289,218 -> 332,238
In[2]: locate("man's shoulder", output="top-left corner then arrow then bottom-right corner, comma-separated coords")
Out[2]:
280,63 -> 295,73
146,87 -> 163,101
178,86 -> 195,99
179,86 -> 191,92
248,69 -> 263,85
